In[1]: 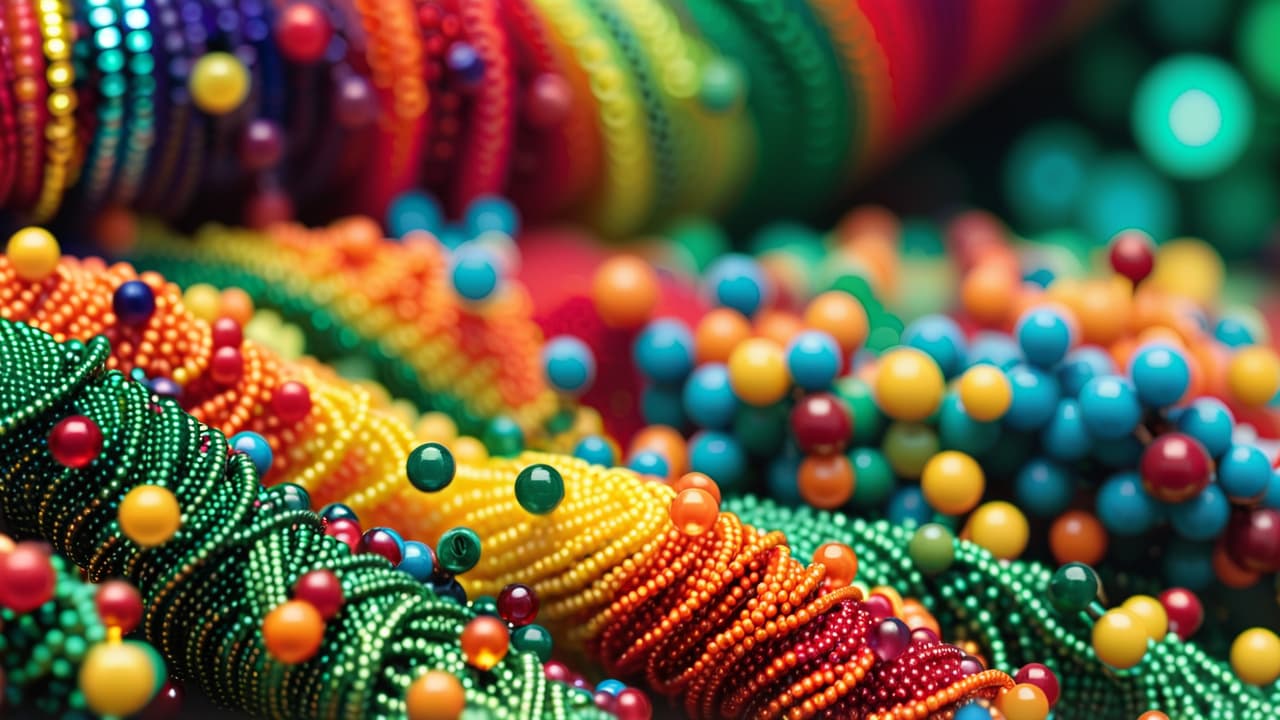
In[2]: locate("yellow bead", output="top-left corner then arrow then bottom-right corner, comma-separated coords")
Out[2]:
873,347 -> 945,421
1147,238 -> 1223,308
183,283 -> 223,322
966,501 -> 1028,560
452,436 -> 489,464
1230,628 -> 1280,685
1121,595 -> 1169,641
995,683 -> 1050,720
727,338 -> 790,406
1227,346 -> 1280,407
79,642 -> 159,716
921,450 -> 985,516
190,52 -> 250,115
1092,609 -> 1150,669
6,226 -> 61,281
956,365 -> 1012,421
416,412 -> 458,443
118,485 -> 182,547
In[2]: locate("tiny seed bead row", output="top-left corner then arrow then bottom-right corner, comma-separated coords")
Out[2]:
0,318 -> 612,720
31,0 -> 78,221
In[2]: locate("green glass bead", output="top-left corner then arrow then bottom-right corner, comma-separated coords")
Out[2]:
732,402 -> 788,457
847,447 -> 894,509
514,464 -> 564,515
833,377 -> 883,446
406,442 -> 456,493
437,527 -> 483,574
1049,562 -> 1100,612
471,596 -> 500,617
512,624 -> 554,663
908,523 -> 955,574
274,483 -> 311,511
483,416 -> 524,457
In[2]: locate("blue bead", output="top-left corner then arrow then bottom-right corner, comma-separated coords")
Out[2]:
446,42 -> 485,86
633,319 -> 695,384
786,331 -> 841,390
1077,375 -> 1141,439
319,502 -> 359,524
1214,316 -> 1257,347
1040,399 -> 1091,462
887,486 -> 932,528
682,363 -> 739,429
450,244 -> 501,301
1163,539 -> 1215,591
1168,484 -> 1229,541
1129,344 -> 1190,407
596,679 -> 625,696
766,453 -> 804,507
542,335 -> 596,394
438,225 -> 467,250
938,393 -> 1000,456
1217,444 -> 1272,502
628,450 -> 670,479
902,314 -> 968,378
1263,472 -> 1280,510
1176,397 -> 1235,458
954,703 -> 994,720
1015,306 -> 1073,368
1096,472 -> 1160,535
689,430 -> 747,493
966,331 -> 1024,370
1091,434 -> 1144,469
1004,364 -> 1060,431
1057,346 -> 1115,397
379,526 -> 406,556
464,194 -> 520,236
387,190 -> 443,238
113,280 -> 156,326
230,431 -> 273,477
1015,458 -> 1074,517
573,435 -> 615,467
399,540 -> 435,582
703,254 -> 769,317
641,384 -> 687,429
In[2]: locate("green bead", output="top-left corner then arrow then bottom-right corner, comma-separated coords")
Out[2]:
406,442 -> 456,492
847,447 -> 894,509
514,464 -> 564,515
483,416 -> 525,457
732,402 -> 788,457
908,523 -> 955,574
698,57 -> 744,113
512,624 -> 554,662
437,527 -> 483,574
1049,562 -> 1100,612
882,422 -> 939,478
274,483 -> 311,511
471,596 -> 500,617
833,377 -> 883,446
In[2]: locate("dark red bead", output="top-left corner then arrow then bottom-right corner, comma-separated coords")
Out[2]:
49,415 -> 103,468
276,2 -> 332,63
496,583 -> 538,627
140,679 -> 184,720
211,317 -> 243,349
0,544 -> 56,613
869,617 -> 910,661
525,74 -> 572,128
324,518 -> 362,553
245,190 -> 295,229
95,579 -> 143,633
293,569 -> 345,620
1140,433 -> 1212,503
614,688 -> 653,720
790,393 -> 852,455
238,119 -> 284,171
1014,662 -> 1060,706
1109,230 -> 1156,285
959,655 -> 985,676
862,593 -> 893,620
357,528 -> 403,565
210,346 -> 244,385
271,381 -> 312,423
593,691 -> 618,713
1226,508 -> 1280,573
543,660 -> 571,682
910,627 -> 938,645
1158,587 -> 1203,640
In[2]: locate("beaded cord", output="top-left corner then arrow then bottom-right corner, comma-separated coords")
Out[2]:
453,0 -> 516,210
6,0 -> 49,210
0,9 -> 19,206
32,0 -> 79,221
0,319 -> 612,720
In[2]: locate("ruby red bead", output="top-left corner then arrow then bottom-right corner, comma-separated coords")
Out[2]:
276,1 -> 333,63
271,380 -> 312,423
0,544 -> 57,613
1225,508 -> 1280,573
1140,433 -> 1212,503
95,579 -> 144,633
614,688 -> 653,720
358,528 -> 404,565
293,569 -> 345,620
211,317 -> 243,349
1014,662 -> 1060,706
324,518 -> 362,553
543,660 -> 572,682
869,617 -> 911,661
525,74 -> 572,128
593,691 -> 619,713
139,679 -> 184,720
49,415 -> 103,468
863,593 -> 893,620
1158,587 -> 1204,640
790,392 -> 852,455
959,655 -> 985,676
496,583 -> 539,626
1109,230 -> 1156,284
210,346 -> 244,385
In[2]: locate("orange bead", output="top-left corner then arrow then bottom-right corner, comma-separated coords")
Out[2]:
900,599 -> 941,637
754,308 -> 805,347
797,454 -> 855,509
93,207 -> 140,255
1061,278 -> 1131,346
460,616 -> 509,670
629,425 -> 687,479
592,255 -> 658,329
670,488 -> 720,536
996,683 -> 1050,720
960,263 -> 1018,327
262,600 -> 325,664
802,292 -> 868,354
1213,542 -> 1260,589
407,670 -> 466,720
672,471 -> 721,503
220,287 -> 255,326
1137,712 -> 1170,720
1049,511 -> 1108,566
695,308 -> 753,363
813,542 -> 858,587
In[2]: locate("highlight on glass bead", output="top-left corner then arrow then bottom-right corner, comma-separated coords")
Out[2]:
190,52 -> 251,115
460,616 -> 510,671
118,485 -> 182,547
6,226 -> 61,281
669,487 -> 720,536
262,599 -> 325,664
406,670 -> 466,720
406,442 -> 457,493
873,347 -> 946,422
514,463 -> 565,515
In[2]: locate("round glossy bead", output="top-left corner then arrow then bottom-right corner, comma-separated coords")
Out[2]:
1230,628 -> 1280,685
592,256 -> 658,329
436,527 -> 482,574
1140,433 -> 1212,502
1092,608 -> 1150,669
238,119 -> 284,171
573,435 -> 616,467
849,447 -> 895,508
324,518 -> 362,553
688,431 -> 747,492
461,616 -> 509,671
1014,458 -> 1072,517
996,683 -> 1050,720
263,600 -> 325,663
230,432 -> 273,477
1049,562 -> 1099,612
683,363 -> 738,429
276,2 -> 332,63
406,442 -> 456,492
465,196 -> 519,236
7,227 -> 61,280
628,449 -> 670,480
388,191 -> 443,238
1015,306 -> 1074,368
967,501 -> 1029,560
1096,472 -> 1160,535
1137,713 -> 1170,720
515,464 -> 564,515
113,281 -> 156,326
79,642 -> 160,716
1013,664 -> 1060,706
451,244 -> 501,301
140,679 -> 184,720
790,392 -> 852,454
1168,484 -> 1229,541
1057,346 -> 1116,397
614,688 -> 652,720
95,580 -> 143,633
909,523 -> 955,573
1227,345 -> 1280,406
149,377 -> 181,400
672,472 -> 721,503
119,486 -> 181,547
902,314 -> 967,378
813,542 -> 858,587
406,671 -> 466,720
1121,595 -> 1169,641
293,570 -> 344,620
0,544 -> 56,612
543,336 -> 596,395
874,347 -> 945,421
704,254 -> 769,316
497,584 -> 539,626
1129,344 -> 1190,407
921,450 -> 985,515
1217,444 -> 1271,501
358,528 -> 405,566
49,415 -> 103,468
694,308 -> 752,363
803,291 -> 869,354
482,417 -> 524,457
669,488 -> 719,536
472,596 -> 500,618
957,365 -> 1012,421
869,617 -> 911,662
1005,364 -> 1060,431
210,346 -> 243,385
634,319 -> 695,384
525,73 -> 572,127
1175,397 -> 1234,457
1077,375 -> 1141,439
1158,587 -> 1203,640
399,541 -> 435,582
1225,507 -> 1280,572
1109,229 -> 1156,283
887,486 -> 932,527
1041,398 -> 1091,462
786,330 -> 841,390
959,656 -> 986,678
210,318 -> 243,349
727,338 -> 789,406
190,52 -> 250,115
797,454 -> 854,509
1049,511 -> 1108,566
512,623 -> 553,662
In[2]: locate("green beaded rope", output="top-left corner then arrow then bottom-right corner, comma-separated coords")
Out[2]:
0,318 -> 609,720
725,496 -> 1280,719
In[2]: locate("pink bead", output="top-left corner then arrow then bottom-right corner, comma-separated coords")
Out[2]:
49,415 -> 103,468
863,594 -> 893,620
210,346 -> 244,385
910,627 -> 938,645
959,655 -> 985,676
1014,662 -> 1060,706
294,569 -> 344,620
614,688 -> 653,720
869,617 -> 911,662
271,381 -> 312,423
211,318 -> 243,349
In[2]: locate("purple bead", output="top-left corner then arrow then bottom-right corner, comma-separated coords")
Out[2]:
334,75 -> 377,128
959,655 -> 985,676
446,42 -> 485,87
150,376 -> 182,400
862,594 -> 893,620
910,627 -> 939,645
239,119 -> 284,171
869,617 -> 911,662
571,676 -> 590,690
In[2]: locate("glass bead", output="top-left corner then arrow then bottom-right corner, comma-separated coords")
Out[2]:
1158,587 -> 1203,640
436,527 -> 482,574
1092,609 -> 1149,669
0,544 -> 56,613
95,580 -> 143,633
514,464 -> 564,515
230,431 -> 274,478
49,415 -> 103,468
406,442 -> 456,493
813,542 -> 857,588
482,416 -> 524,457
79,642 -> 160,716
118,485 -> 181,547
113,280 -> 156,326
293,570 -> 344,620
1013,663 -> 1060,706
358,528 -> 405,566
908,523 -> 956,574
996,683 -> 1050,720
497,584 -> 538,626
1140,432 -> 1212,502
790,392 -> 852,455
1049,562 -> 1100,612
869,617 -> 911,662
460,616 -> 509,671
512,624 -> 553,662
669,488 -> 719,536
398,541 -> 435,583
6,226 -> 61,280
406,670 -> 465,720
874,347 -> 945,422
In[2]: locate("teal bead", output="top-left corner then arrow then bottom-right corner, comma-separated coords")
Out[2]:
908,523 -> 956,574
834,377 -> 884,446
406,442 -> 456,492
512,624 -> 554,662
848,447 -> 895,509
437,527 -> 483,574
273,483 -> 311,511
471,596 -> 500,617
1049,562 -> 1100,612
514,464 -> 565,515
483,416 -> 525,457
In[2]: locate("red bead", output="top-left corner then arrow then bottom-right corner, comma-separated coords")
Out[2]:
238,119 -> 284,171
1140,433 -> 1212,503
1226,508 -> 1280,573
0,544 -> 57,613
245,190 -> 295,229
211,317 -> 243,349
293,569 -> 345,620
543,660 -> 571,682
1158,587 -> 1203,641
614,688 -> 653,720
271,381 -> 312,423
593,691 -> 618,713
1014,662 -> 1060,706
1109,230 -> 1155,284
95,579 -> 143,633
790,392 -> 852,455
525,74 -> 572,128
863,594 -> 893,620
210,346 -> 244,385
49,415 -> 103,468
496,583 -> 539,627
358,528 -> 403,565
139,679 -> 184,720
276,2 -> 332,63
324,518 -> 362,553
